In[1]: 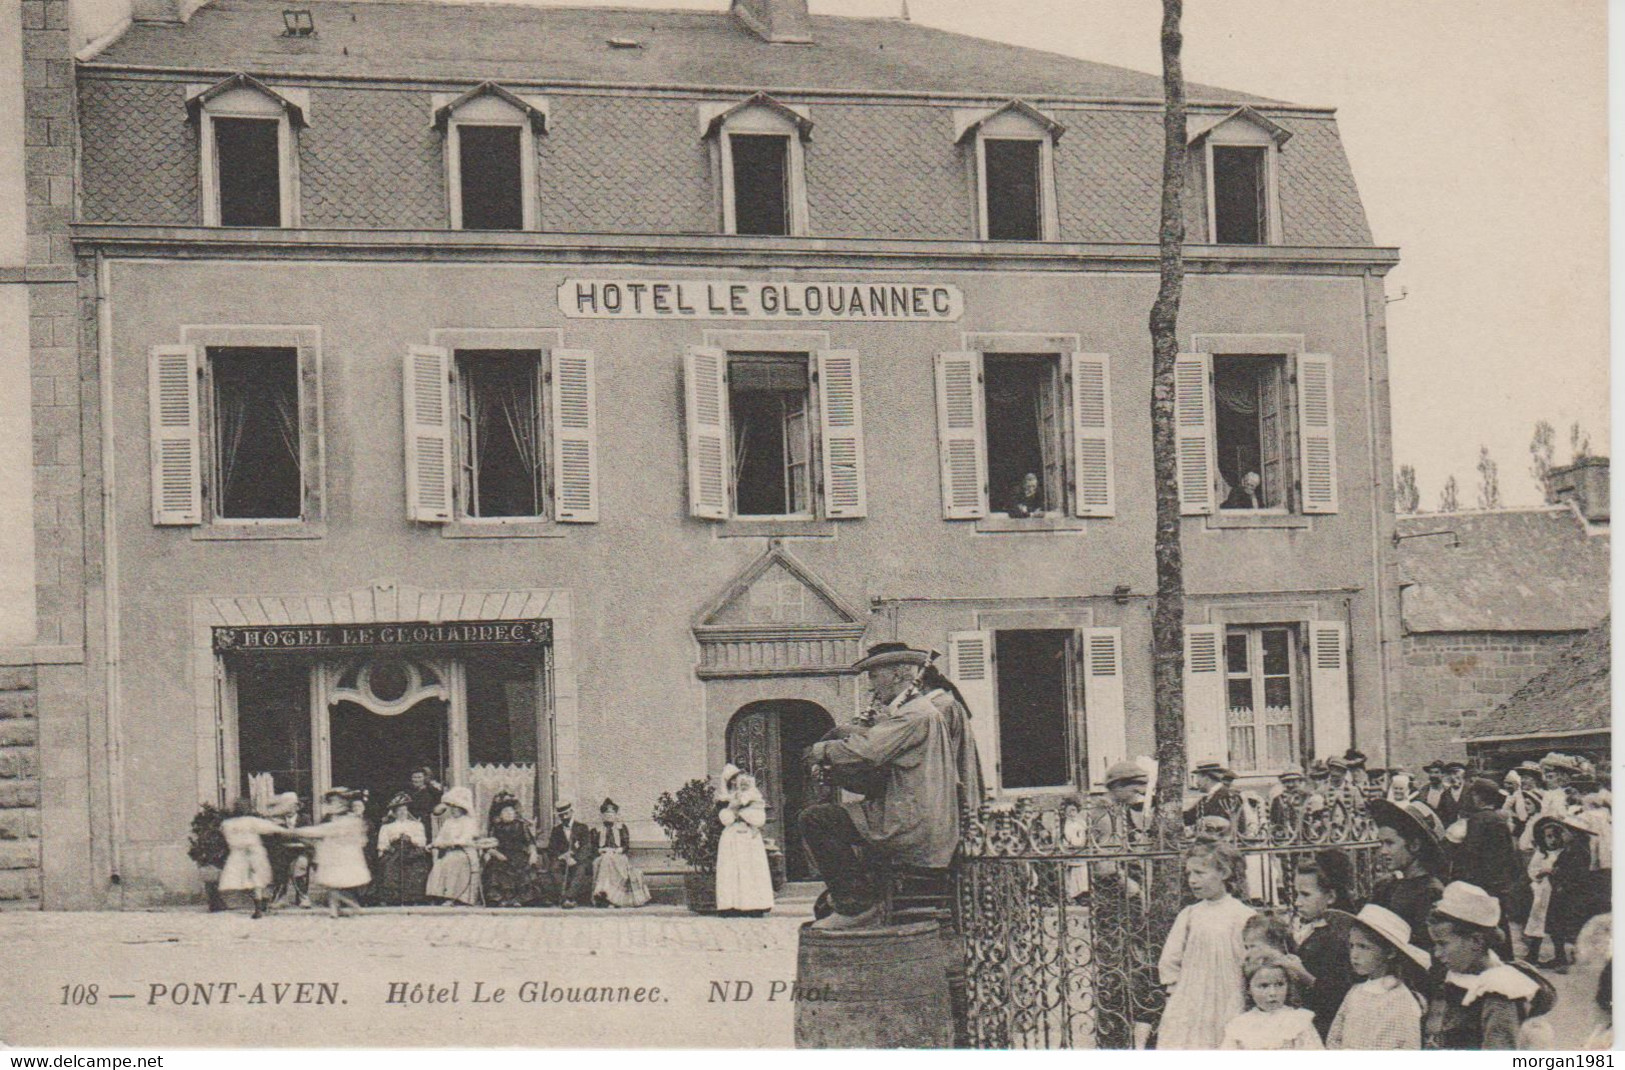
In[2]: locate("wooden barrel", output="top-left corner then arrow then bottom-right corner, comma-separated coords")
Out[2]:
794,920 -> 954,1049
893,906 -> 968,1048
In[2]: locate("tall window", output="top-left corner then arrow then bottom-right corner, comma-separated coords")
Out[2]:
729,134 -> 791,237
1212,145 -> 1268,244
214,118 -> 282,227
457,125 -> 524,231
1214,355 -> 1293,511
234,658 -> 312,801
1224,625 -> 1301,772
728,355 -> 811,517
455,350 -> 543,519
993,629 -> 1075,790
984,354 -> 1064,517
210,347 -> 302,520
983,139 -> 1042,241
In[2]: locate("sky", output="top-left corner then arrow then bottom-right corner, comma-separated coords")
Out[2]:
399,0 -> 1613,508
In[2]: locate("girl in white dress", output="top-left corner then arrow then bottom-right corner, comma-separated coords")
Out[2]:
218,796 -> 296,919
714,767 -> 773,915
1157,839 -> 1256,1049
1221,949 -> 1324,1049
296,788 -> 371,918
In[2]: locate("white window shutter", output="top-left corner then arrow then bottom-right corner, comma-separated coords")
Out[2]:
1174,353 -> 1215,515
948,630 -> 999,791
1183,624 -> 1226,766
816,349 -> 867,519
1071,352 -> 1115,517
1297,354 -> 1339,513
403,345 -> 453,523
1309,620 -> 1351,759
934,351 -> 987,519
683,346 -> 730,520
1082,627 -> 1126,788
149,344 -> 202,525
549,348 -> 598,522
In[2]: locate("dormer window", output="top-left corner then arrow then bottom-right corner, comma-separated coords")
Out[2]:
701,93 -> 812,237
956,101 -> 1064,242
433,83 -> 548,232
1191,107 -> 1292,246
187,74 -> 307,228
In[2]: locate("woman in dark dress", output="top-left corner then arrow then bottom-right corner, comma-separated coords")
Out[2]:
483,793 -> 544,907
1370,799 -> 1448,957
374,791 -> 431,905
406,767 -> 444,841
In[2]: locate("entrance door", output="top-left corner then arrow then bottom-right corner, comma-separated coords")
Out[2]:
726,700 -> 835,881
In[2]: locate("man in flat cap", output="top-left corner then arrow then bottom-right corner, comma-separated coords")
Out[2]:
1415,759 -> 1458,827
799,642 -> 975,931
1183,760 -> 1245,835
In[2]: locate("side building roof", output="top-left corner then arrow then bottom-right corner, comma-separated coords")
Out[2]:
1464,616 -> 1610,742
1396,507 -> 1610,633
92,0 -> 1289,105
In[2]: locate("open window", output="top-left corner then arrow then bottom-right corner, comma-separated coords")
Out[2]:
684,346 -> 865,521
956,101 -> 1063,242
147,338 -> 322,529
187,74 -> 306,227
405,346 -> 597,524
434,84 -> 547,232
702,93 -> 812,237
1191,107 -> 1291,245
934,351 -> 1114,520
1174,351 -> 1338,516
947,626 -> 1125,794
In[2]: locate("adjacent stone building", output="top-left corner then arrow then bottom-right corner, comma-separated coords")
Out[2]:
18,0 -> 1403,907
1392,485 -> 1610,770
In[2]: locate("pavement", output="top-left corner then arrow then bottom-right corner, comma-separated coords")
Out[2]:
0,898 -> 816,1048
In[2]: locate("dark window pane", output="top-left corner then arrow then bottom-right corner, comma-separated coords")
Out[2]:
460,351 -> 542,518
1225,631 -> 1250,674
731,134 -> 789,236
1213,145 -> 1266,244
1264,677 -> 1292,708
465,650 -> 540,772
1228,678 -> 1255,711
984,139 -> 1042,240
211,347 -> 301,519
214,118 -> 281,227
235,659 -> 311,802
1262,629 -> 1291,675
984,355 -> 1055,515
993,630 -> 1070,789
459,125 -> 524,231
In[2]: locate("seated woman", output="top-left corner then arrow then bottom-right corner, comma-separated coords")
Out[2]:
1003,472 -> 1045,518
425,787 -> 485,906
483,792 -> 546,907
591,799 -> 651,908
374,791 -> 431,906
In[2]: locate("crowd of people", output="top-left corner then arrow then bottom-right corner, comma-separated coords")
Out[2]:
1093,747 -> 1612,1050
213,771 -> 652,916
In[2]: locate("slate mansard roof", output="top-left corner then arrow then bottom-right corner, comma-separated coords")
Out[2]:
1396,507 -> 1611,634
94,0 -> 1283,104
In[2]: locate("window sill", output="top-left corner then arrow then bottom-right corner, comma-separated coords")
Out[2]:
191,521 -> 326,541
1203,512 -> 1311,530
714,518 -> 836,538
440,520 -> 564,539
975,514 -> 1088,534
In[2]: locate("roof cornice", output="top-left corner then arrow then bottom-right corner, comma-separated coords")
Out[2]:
71,224 -> 1399,275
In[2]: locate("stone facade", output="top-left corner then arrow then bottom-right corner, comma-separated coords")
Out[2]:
0,666 -> 42,902
1391,631 -> 1578,769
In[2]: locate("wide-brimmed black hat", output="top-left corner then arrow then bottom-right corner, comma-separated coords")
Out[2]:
1370,798 -> 1445,867
1343,749 -> 1368,768
1423,759 -> 1446,773
851,641 -> 932,672
1192,760 -> 1234,780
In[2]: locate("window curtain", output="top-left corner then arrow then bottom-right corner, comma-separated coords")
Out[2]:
216,364 -> 299,503
217,385 -> 249,502
1216,379 -> 1258,415
491,373 -> 540,482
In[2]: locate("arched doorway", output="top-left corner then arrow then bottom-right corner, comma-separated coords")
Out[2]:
726,700 -> 835,881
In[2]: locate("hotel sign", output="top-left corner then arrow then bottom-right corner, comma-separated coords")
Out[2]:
212,619 -> 551,654
560,278 -> 963,322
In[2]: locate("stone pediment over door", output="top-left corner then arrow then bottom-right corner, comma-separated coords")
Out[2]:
693,542 -> 869,678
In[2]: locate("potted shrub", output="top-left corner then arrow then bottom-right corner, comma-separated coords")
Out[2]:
652,777 -> 723,913
188,802 -> 230,912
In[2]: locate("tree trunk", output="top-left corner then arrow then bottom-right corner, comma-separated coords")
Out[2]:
1149,0 -> 1188,831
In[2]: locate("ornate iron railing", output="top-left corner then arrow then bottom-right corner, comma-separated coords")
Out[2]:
953,795 -> 1383,1050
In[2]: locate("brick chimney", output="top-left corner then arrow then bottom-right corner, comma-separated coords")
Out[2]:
731,0 -> 812,43
1550,456 -> 1610,524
